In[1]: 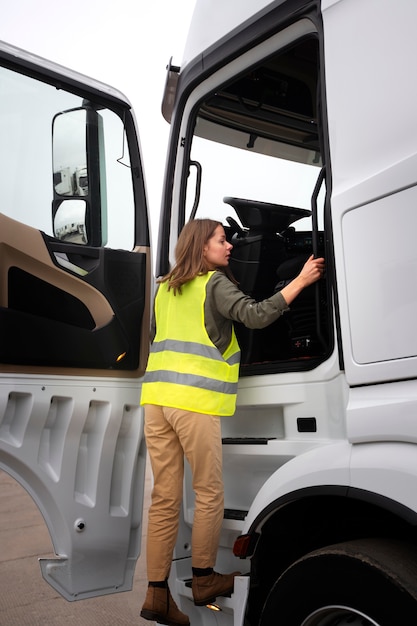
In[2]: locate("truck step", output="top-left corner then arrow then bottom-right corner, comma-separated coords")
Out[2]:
224,508 -> 248,521
222,437 -> 276,445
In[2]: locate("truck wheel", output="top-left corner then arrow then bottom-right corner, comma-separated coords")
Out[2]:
259,538 -> 417,626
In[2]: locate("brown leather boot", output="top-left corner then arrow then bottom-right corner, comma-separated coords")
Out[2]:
192,570 -> 241,606
140,585 -> 190,626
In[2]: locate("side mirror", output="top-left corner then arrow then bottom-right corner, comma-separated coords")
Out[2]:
53,199 -> 87,244
52,107 -> 106,246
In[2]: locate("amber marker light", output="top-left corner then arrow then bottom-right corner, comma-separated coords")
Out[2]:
116,352 -> 127,362
206,603 -> 221,611
233,534 -> 252,557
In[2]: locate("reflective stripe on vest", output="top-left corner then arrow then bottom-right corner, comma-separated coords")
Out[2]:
140,272 -> 240,416
149,339 -> 241,367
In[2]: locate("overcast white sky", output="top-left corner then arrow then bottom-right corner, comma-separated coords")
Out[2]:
0,0 -> 196,242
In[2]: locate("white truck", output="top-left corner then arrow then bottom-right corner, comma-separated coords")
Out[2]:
54,166 -> 88,197
1,0 -> 417,624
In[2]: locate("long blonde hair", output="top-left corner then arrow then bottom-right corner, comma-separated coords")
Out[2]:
160,219 -> 235,294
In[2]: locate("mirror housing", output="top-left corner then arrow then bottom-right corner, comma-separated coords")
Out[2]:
52,106 -> 106,246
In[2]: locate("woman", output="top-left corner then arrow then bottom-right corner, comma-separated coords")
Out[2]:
140,219 -> 324,626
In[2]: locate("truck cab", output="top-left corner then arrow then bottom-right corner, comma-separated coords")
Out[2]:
158,0 -> 417,624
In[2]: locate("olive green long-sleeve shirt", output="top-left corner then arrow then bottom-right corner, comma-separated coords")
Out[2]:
204,270 -> 288,354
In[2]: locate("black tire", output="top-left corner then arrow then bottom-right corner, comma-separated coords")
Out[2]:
259,539 -> 417,626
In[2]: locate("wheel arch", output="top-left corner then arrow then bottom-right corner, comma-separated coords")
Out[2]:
244,486 -> 417,625
239,442 -> 417,625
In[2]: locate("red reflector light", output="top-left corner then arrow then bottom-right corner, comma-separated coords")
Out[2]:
233,534 -> 252,558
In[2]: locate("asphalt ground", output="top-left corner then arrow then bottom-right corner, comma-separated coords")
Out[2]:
0,464 -> 152,625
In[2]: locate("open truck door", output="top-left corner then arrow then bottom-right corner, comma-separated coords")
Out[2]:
0,41 -> 151,600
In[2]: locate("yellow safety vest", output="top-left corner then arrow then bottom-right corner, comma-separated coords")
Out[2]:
140,272 -> 240,416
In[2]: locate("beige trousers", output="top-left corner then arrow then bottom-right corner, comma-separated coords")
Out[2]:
144,404 -> 224,581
